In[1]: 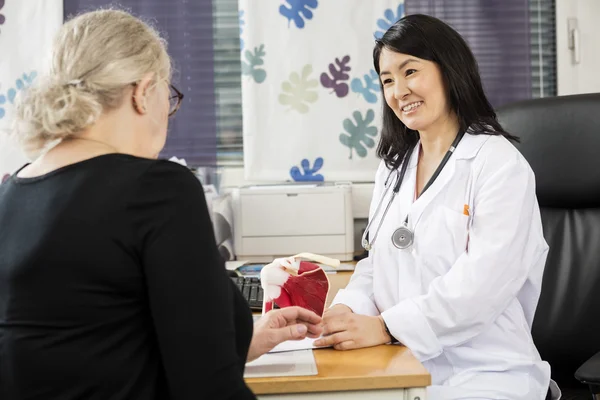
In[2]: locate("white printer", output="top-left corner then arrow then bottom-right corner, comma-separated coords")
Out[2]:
231,183 -> 354,262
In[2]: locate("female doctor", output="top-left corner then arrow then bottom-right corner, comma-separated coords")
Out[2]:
314,14 -> 558,400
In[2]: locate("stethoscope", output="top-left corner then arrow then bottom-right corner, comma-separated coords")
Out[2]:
361,130 -> 466,251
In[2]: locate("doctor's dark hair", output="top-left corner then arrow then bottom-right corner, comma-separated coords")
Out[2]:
373,14 -> 519,169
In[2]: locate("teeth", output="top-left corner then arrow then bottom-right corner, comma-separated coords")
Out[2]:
402,102 -> 422,112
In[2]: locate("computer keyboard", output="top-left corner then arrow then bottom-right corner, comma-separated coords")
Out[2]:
231,276 -> 264,311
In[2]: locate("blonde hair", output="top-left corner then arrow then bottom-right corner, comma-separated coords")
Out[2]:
12,9 -> 172,157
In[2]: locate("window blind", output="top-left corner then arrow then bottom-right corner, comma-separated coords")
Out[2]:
529,0 -> 556,98
405,0 -> 533,108
64,1 -> 555,166
212,0 -> 244,166
63,0 -> 218,167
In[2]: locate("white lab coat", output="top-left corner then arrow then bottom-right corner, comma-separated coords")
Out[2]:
331,133 -> 560,400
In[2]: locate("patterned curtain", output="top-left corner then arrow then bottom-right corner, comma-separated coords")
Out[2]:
0,1 -> 63,181
240,0 -> 405,182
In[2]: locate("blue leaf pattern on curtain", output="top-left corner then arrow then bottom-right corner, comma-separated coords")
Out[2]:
374,3 -> 404,39
279,0 -> 319,29
339,109 -> 378,159
239,10 -> 245,51
351,70 -> 380,104
241,1 -> 401,181
0,71 -> 37,120
241,45 -> 267,83
290,157 -> 325,181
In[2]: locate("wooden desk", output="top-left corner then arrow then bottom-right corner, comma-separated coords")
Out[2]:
246,272 -> 431,399
324,271 -> 353,308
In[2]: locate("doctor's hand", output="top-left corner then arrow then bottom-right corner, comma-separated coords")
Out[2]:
247,307 -> 323,363
322,304 -> 353,321
314,313 -> 391,350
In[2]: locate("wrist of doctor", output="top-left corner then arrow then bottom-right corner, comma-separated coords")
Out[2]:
379,315 -> 400,344
314,313 -> 391,350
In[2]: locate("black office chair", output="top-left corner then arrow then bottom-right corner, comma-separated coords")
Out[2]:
497,93 -> 600,400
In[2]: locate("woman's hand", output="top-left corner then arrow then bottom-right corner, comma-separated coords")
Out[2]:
247,306 -> 323,362
322,304 -> 353,321
314,312 -> 391,350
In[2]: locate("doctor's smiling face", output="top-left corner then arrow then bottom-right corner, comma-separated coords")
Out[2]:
378,49 -> 451,132
373,15 -> 515,169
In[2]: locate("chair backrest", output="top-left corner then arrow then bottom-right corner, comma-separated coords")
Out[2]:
497,93 -> 600,388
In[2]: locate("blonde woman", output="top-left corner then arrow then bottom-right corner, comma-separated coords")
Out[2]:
0,9 -> 321,400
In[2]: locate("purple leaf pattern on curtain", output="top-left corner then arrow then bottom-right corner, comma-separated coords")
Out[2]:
320,55 -> 351,98
0,0 -> 6,29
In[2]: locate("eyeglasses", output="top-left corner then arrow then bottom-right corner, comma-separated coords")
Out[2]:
168,84 -> 184,117
131,82 -> 184,117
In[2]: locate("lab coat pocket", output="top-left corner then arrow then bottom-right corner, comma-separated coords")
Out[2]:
440,206 -> 470,255
419,206 -> 470,274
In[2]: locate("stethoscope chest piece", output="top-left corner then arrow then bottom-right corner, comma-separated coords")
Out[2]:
362,129 -> 466,252
391,224 -> 414,249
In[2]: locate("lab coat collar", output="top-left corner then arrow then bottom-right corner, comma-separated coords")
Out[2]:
408,131 -> 491,169
453,131 -> 491,160
407,132 -> 490,230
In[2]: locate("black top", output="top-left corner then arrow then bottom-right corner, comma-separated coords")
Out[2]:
0,154 -> 255,400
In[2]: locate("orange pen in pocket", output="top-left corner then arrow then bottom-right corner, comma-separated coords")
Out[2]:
463,204 -> 470,216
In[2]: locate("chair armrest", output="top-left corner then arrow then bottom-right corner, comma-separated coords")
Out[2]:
575,350 -> 600,392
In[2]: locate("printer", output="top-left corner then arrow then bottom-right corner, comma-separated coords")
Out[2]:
231,183 -> 354,262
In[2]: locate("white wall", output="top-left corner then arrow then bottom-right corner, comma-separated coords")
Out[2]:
556,0 -> 600,95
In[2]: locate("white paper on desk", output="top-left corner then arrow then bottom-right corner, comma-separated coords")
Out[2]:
248,184 -> 317,190
225,260 -> 249,271
244,349 -> 317,378
317,263 -> 355,272
268,337 -> 332,353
